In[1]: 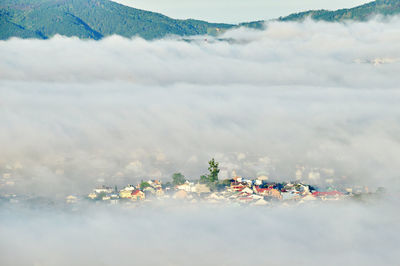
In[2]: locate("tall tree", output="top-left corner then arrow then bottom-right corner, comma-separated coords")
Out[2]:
208,158 -> 220,183
172,173 -> 186,186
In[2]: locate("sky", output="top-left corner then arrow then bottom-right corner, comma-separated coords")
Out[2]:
111,0 -> 372,23
1,18 -> 400,196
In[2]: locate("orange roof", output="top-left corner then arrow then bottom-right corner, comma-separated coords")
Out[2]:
131,190 -> 142,195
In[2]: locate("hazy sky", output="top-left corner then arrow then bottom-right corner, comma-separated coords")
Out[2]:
112,0 -> 372,23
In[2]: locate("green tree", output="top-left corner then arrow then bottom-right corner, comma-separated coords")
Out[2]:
198,158 -> 220,191
162,181 -> 172,189
208,158 -> 220,183
140,181 -> 151,190
199,175 -> 208,184
172,173 -> 186,186
216,178 -> 231,191
96,191 -> 107,200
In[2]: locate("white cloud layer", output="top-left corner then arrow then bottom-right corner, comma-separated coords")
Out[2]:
1,201 -> 399,266
1,19 -> 400,195
1,18 -> 400,266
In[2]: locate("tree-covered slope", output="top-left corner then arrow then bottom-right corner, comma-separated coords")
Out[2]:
0,0 -> 234,40
279,0 -> 400,22
2,0 -> 400,40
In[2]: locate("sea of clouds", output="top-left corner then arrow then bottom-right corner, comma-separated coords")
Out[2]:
1,18 -> 400,195
1,17 -> 400,266
1,200 -> 399,266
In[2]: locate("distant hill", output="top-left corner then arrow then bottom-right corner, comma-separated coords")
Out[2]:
1,0 -> 400,40
0,0 -> 234,40
279,0 -> 400,22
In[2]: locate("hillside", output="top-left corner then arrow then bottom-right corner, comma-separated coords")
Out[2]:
279,0 -> 400,22
0,0 -> 234,40
1,0 -> 400,40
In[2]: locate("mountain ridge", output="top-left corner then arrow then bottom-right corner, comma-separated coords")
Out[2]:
279,0 -> 400,22
1,0 -> 400,40
0,0 -> 234,40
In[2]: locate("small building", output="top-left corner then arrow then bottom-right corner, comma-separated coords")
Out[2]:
119,190 -> 133,199
241,187 -> 253,194
88,192 -> 97,200
268,188 -> 282,199
131,190 -> 145,201
176,182 -> 192,192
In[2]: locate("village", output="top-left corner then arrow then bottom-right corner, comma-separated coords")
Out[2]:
85,178 -> 355,206
79,159 -> 385,206
0,159 -> 385,207
82,159 -> 383,206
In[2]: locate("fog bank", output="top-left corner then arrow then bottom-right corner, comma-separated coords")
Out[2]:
1,201 -> 399,266
1,18 -> 400,195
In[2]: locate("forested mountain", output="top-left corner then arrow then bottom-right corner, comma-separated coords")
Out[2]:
1,0 -> 400,40
0,0 -> 233,40
279,0 -> 400,22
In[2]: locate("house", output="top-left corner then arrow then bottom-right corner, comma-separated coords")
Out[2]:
176,181 -> 192,192
268,188 -> 282,199
88,192 -> 97,199
243,179 -> 253,187
119,189 -> 133,199
312,191 -> 343,198
94,186 -> 113,194
122,185 -> 136,191
254,186 -> 270,196
230,181 -> 246,192
131,190 -> 145,201
241,187 -> 253,194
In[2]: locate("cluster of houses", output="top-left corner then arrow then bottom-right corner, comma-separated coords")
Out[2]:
85,176 -> 358,206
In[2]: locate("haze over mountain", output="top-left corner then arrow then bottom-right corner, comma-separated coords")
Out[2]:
1,0 -> 400,40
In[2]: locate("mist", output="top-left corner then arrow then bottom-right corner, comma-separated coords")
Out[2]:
1,16 -> 400,266
1,200 -> 399,266
1,18 -> 400,196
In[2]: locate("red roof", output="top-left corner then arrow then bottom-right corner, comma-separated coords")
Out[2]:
255,186 -> 271,193
131,190 -> 142,196
231,183 -> 246,191
312,191 -> 343,197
